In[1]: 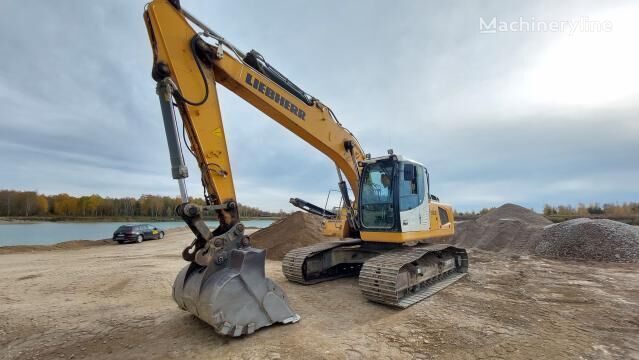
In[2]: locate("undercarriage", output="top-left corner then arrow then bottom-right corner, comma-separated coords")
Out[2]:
282,240 -> 469,307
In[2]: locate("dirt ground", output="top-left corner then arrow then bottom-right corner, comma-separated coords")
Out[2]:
1,229 -> 638,360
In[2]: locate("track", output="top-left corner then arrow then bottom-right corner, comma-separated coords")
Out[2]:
358,244 -> 468,308
283,240 -> 468,308
282,239 -> 362,284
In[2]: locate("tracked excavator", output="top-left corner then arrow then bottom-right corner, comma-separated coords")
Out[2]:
144,0 -> 468,337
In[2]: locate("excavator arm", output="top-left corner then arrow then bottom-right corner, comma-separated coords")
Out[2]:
143,0 -> 366,336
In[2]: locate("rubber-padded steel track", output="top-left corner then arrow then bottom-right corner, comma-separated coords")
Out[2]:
282,239 -> 361,284
358,244 -> 468,308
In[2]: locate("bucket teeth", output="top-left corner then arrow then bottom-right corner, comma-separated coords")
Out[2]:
281,314 -> 301,324
247,323 -> 256,335
219,322 -> 233,336
212,311 -> 223,325
210,316 -> 256,337
232,325 -> 244,337
214,322 -> 257,337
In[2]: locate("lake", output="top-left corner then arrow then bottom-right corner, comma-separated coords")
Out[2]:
0,219 -> 275,247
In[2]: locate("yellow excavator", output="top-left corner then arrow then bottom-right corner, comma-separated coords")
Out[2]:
144,0 -> 468,337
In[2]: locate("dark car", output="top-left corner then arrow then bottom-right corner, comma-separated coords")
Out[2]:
112,224 -> 164,244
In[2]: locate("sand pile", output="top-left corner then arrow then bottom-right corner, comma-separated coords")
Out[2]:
452,203 -> 551,254
0,227 -> 190,255
250,212 -> 327,260
0,239 -> 115,254
536,218 -> 639,262
476,203 -> 552,227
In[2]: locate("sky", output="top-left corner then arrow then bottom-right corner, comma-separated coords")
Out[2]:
0,0 -> 638,213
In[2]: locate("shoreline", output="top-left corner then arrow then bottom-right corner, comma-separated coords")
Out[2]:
0,225 -> 264,251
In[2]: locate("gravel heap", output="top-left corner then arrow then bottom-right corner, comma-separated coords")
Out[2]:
250,212 -> 327,260
535,218 -> 639,262
476,203 -> 552,227
452,203 -> 550,254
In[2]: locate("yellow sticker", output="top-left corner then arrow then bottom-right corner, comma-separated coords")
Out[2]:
213,128 -> 222,137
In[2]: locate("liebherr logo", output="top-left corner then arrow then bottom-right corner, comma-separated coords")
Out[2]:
245,73 -> 306,120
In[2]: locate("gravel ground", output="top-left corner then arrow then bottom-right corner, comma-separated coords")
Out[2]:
1,229 -> 638,359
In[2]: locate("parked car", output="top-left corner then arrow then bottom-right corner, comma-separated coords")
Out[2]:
112,224 -> 164,244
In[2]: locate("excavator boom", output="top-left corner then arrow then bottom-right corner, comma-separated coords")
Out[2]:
145,1 -> 365,216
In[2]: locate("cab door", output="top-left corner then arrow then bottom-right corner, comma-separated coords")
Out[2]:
398,163 -> 430,232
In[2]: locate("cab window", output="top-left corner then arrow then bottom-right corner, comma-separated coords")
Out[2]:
399,163 -> 424,211
360,161 -> 395,229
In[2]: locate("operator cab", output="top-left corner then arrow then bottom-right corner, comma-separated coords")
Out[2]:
358,153 -> 431,233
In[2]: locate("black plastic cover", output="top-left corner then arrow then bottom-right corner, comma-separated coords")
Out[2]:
244,50 -> 314,106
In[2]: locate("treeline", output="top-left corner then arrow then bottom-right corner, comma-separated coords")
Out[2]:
455,207 -> 496,217
543,202 -> 639,217
0,190 -> 285,218
454,202 -> 639,220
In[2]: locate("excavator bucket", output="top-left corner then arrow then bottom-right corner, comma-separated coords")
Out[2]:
172,224 -> 300,337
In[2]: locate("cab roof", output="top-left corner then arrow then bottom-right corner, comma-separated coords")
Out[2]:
360,154 -> 426,168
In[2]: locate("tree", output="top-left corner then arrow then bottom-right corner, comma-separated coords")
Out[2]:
85,195 -> 102,216
52,194 -> 79,216
543,204 -> 556,216
36,195 -> 48,215
24,191 -> 39,216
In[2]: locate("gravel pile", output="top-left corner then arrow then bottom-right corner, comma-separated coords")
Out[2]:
535,218 -> 639,262
452,203 -> 550,254
476,203 -> 552,227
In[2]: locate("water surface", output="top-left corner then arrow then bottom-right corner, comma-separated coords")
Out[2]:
0,219 -> 274,247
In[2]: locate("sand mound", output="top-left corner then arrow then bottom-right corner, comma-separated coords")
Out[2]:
536,218 -> 639,262
250,212 -> 327,260
476,203 -> 552,227
0,239 -> 115,254
452,203 -> 549,254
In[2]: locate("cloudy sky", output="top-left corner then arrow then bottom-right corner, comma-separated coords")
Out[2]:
1,0 -> 638,212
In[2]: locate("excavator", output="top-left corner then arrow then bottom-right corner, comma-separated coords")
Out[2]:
143,0 -> 468,337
